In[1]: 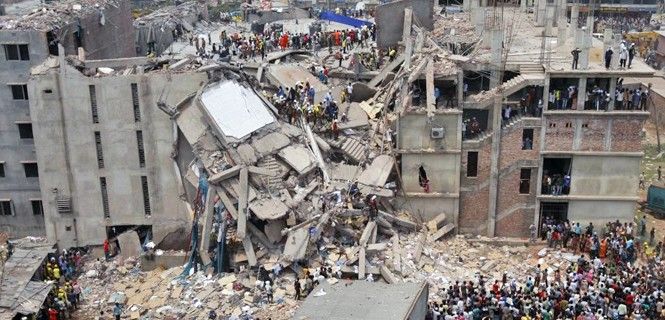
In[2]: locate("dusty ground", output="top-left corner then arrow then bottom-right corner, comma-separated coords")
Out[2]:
637,117 -> 664,246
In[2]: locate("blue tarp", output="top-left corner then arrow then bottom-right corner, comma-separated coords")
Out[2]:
319,11 -> 374,28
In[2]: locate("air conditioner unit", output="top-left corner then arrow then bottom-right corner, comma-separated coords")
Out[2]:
431,127 -> 445,139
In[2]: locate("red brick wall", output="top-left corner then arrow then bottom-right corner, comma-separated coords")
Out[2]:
495,208 -> 533,237
611,119 -> 644,152
544,118 -> 574,151
579,119 -> 606,151
459,187 -> 489,233
494,124 -> 538,237
459,141 -> 492,233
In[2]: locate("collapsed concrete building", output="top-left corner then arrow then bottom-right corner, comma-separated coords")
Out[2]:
10,0 -> 652,278
0,0 -> 135,238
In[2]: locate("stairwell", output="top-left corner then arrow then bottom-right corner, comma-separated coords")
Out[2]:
256,156 -> 283,191
340,137 -> 367,163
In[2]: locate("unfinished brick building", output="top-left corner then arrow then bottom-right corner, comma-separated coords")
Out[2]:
395,3 -> 653,237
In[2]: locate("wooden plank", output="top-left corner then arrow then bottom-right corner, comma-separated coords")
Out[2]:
237,167 -> 249,239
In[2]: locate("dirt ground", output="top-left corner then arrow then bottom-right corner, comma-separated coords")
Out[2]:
637,118 -> 664,246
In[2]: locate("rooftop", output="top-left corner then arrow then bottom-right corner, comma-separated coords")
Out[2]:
294,281 -> 428,320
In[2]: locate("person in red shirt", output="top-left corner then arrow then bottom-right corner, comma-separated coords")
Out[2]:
48,307 -> 58,320
103,239 -> 110,261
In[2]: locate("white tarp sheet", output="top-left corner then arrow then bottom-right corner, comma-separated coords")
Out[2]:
200,81 -> 276,140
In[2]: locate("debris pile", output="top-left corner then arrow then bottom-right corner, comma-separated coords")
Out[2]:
0,0 -> 119,31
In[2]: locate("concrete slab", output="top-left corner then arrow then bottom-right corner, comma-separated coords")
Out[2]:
251,132 -> 291,155
357,155 -> 394,187
283,228 -> 309,261
264,219 -> 286,243
249,197 -> 290,220
330,163 -> 361,181
266,65 -> 328,102
236,144 -> 258,164
277,144 -> 317,175
199,81 -> 276,142
117,230 -> 142,260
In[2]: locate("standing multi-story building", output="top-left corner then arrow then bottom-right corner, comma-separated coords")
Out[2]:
28,57 -> 207,248
0,0 -> 135,238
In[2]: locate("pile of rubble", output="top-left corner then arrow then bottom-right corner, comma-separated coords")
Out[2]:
0,0 -> 118,31
74,234 -> 577,319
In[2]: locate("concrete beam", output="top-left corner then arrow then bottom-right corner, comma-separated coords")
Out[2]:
379,211 -> 417,231
392,234 -> 401,273
358,247 -> 366,280
403,8 -> 413,69
237,167 -> 249,239
428,223 -> 456,241
242,236 -> 257,266
248,166 -> 278,177
380,265 -> 398,284
199,186 -> 218,265
209,165 -> 242,184
359,221 -> 377,247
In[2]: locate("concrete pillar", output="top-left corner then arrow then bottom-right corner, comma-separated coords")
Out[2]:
463,0 -> 471,11
603,28 -> 616,69
481,0 -> 487,7
521,0 -> 527,12
608,77 -> 617,111
557,0 -> 567,45
577,76 -> 587,110
489,28 -> 503,89
487,97 -> 502,237
542,75 -> 550,111
536,0 -> 546,27
569,5 -> 579,43
457,71 -> 464,106
545,6 -> 555,37
577,26 -> 590,70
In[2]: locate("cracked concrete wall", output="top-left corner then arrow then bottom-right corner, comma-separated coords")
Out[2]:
28,65 -> 207,248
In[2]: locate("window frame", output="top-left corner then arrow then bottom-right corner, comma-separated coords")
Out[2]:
466,151 -> 478,178
9,84 -> 29,100
519,168 -> 532,194
0,200 -> 13,216
22,162 -> 39,178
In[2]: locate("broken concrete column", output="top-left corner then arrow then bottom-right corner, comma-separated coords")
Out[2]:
521,0 -> 526,12
489,28 -> 503,89
569,5 -> 579,42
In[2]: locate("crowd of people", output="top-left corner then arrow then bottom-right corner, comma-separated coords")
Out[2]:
34,249 -> 85,320
184,23 -> 378,63
548,81 -> 648,112
426,219 -> 665,319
